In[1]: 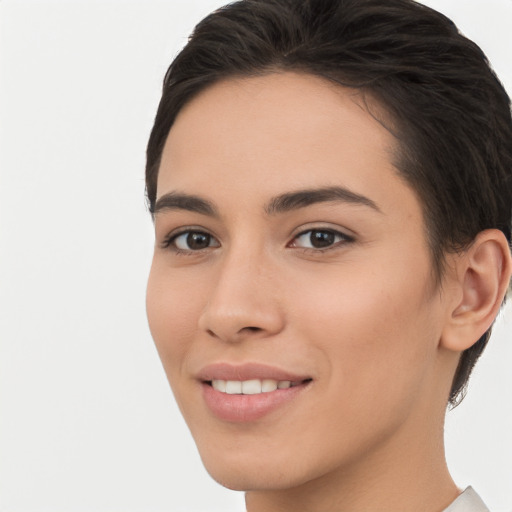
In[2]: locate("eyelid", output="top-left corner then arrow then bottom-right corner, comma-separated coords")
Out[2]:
160,226 -> 220,250
289,222 -> 356,239
288,226 -> 355,250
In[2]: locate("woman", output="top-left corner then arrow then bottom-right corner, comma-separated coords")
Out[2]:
145,0 -> 512,510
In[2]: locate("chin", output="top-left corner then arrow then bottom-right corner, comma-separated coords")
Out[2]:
202,459 -> 303,492
198,446 -> 278,490
196,439 -> 327,492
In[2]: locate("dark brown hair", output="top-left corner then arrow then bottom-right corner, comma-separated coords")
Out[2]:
146,0 -> 512,405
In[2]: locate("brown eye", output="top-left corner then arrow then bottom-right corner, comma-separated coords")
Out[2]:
172,231 -> 219,251
291,229 -> 353,250
309,230 -> 336,248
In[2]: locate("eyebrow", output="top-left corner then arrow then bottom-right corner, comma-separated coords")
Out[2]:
152,185 -> 381,218
264,186 -> 381,215
153,191 -> 218,217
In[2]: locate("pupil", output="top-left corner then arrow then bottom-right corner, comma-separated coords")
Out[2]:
311,230 -> 334,248
187,232 -> 210,249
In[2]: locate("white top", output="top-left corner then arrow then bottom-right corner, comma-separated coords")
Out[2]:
443,487 -> 489,512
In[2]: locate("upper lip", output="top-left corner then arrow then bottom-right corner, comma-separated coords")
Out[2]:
197,362 -> 311,383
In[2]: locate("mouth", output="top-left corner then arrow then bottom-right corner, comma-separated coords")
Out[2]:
197,363 -> 313,422
205,378 -> 312,395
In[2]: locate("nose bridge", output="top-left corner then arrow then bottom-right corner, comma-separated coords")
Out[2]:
198,239 -> 283,342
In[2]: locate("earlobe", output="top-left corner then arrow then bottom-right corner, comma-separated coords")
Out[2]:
440,229 -> 512,352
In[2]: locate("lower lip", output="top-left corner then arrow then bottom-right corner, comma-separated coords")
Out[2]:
201,382 -> 310,423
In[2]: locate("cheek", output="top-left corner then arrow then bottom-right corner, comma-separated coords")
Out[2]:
146,262 -> 203,376
290,253 -> 438,414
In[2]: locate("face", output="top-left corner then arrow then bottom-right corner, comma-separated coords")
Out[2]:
146,72 -> 453,492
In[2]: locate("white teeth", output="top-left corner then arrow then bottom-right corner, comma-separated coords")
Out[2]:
225,380 -> 242,394
212,379 -> 226,392
210,379 -> 294,394
241,379 -> 262,395
261,379 -> 278,392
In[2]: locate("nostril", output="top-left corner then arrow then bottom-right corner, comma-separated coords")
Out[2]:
205,326 -> 262,341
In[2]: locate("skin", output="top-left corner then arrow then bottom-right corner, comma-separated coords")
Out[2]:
146,72 -> 509,511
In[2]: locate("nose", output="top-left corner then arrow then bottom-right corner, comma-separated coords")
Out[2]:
198,249 -> 285,343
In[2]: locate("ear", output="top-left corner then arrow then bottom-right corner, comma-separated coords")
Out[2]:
440,229 -> 512,352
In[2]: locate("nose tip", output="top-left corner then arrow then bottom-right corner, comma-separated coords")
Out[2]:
199,300 -> 284,343
198,262 -> 285,343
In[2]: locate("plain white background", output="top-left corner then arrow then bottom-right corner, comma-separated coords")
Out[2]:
0,1 -> 511,511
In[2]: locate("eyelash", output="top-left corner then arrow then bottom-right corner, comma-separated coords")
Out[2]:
161,227 -> 355,255
161,229 -> 219,255
289,228 -> 355,252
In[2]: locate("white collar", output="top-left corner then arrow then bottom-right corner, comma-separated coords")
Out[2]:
443,487 -> 489,512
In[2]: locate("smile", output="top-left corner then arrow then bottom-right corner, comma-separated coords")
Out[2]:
197,363 -> 313,422
210,378 -> 304,394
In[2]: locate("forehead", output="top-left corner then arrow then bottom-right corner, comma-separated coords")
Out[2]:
157,72 -> 417,222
